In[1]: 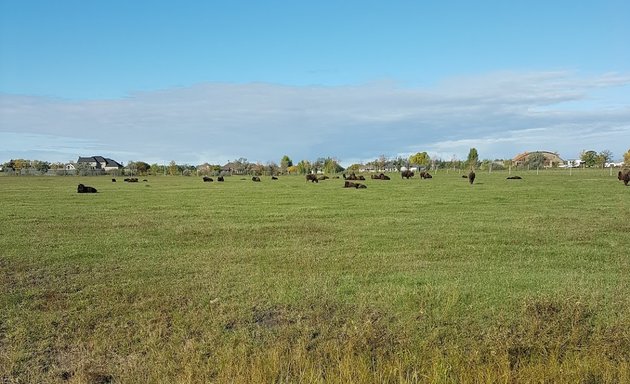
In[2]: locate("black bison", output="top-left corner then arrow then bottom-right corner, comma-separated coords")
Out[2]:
271,176 -> 278,180
143,179 -> 148,182
306,174 -> 319,183
77,184 -> 97,193
217,176 -> 224,182
124,177 -> 139,182
358,175 -> 366,180
252,176 -> 261,182
343,181 -> 367,189
468,170 -> 476,184
461,175 -> 468,178
318,175 -> 329,181
420,171 -> 432,179
111,178 -> 116,182
618,170 -> 630,186
507,176 -> 522,180
343,173 -> 359,180
401,170 -> 414,179
203,176 -> 213,182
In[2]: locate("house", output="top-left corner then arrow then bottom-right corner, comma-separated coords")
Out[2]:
512,151 -> 565,168
65,163 -> 76,171
77,156 -> 123,171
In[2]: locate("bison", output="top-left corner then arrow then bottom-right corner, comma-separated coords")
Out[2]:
124,177 -> 139,182
77,184 -> 97,193
401,170 -> 414,179
203,176 -> 213,182
420,171 -> 432,179
306,174 -> 319,183
252,176 -> 261,182
618,170 -> 630,186
217,176 -> 224,182
111,178 -> 116,182
343,181 -> 367,189
461,175 -> 468,178
507,176 -> 522,180
468,170 -> 476,184
343,173 -> 359,180
271,176 -> 278,180
318,175 -> 329,181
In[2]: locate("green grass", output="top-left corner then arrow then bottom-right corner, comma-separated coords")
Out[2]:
1,170 -> 629,383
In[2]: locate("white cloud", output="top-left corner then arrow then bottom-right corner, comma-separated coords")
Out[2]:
1,71 -> 629,165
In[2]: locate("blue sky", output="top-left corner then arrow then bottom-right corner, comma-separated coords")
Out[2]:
1,0 -> 629,165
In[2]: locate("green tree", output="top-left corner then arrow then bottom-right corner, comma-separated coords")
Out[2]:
526,152 -> 546,169
280,155 -> 293,173
134,161 -> 151,175
296,160 -> 311,174
624,149 -> 630,166
168,160 -> 178,176
466,148 -> 479,169
580,150 -> 597,167
595,150 -> 613,168
323,157 -> 343,174
408,152 -> 431,167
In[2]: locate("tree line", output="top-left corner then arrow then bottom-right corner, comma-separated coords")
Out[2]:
2,148 -> 628,176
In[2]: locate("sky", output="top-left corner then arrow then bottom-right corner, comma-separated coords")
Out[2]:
1,0 -> 629,166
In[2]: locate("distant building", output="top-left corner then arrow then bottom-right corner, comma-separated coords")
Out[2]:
77,156 -> 123,171
512,151 -> 565,168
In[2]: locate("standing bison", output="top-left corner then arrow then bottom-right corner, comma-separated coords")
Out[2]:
306,174 -> 319,183
618,170 -> 630,186
468,170 -> 476,185
401,170 -> 414,179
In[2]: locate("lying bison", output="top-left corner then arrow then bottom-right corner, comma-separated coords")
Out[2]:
401,170 -> 414,179
318,175 -> 329,181
306,174 -> 319,183
507,176 -> 522,180
618,170 -> 630,186
111,178 -> 116,182
124,177 -> 139,182
343,181 -> 367,189
203,176 -> 213,182
468,170 -> 476,185
420,171 -> 432,179
343,173 -> 359,180
77,184 -> 97,193
271,176 -> 278,180
371,173 -> 391,180
217,176 -> 224,182
252,176 -> 261,182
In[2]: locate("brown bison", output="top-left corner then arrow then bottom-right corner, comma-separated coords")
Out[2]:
318,175 -> 329,181
124,177 -> 139,182
420,171 -> 432,179
468,170 -> 476,184
507,176 -> 522,180
203,176 -> 213,182
371,173 -> 391,180
306,174 -> 319,183
343,173 -> 359,180
77,184 -> 97,193
344,181 -> 367,189
217,176 -> 224,182
618,170 -> 630,186
252,176 -> 261,182
401,170 -> 414,179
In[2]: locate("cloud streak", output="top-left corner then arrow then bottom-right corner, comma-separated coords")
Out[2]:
1,71 -> 629,165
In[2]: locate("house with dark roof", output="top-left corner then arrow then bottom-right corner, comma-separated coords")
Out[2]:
77,156 -> 123,171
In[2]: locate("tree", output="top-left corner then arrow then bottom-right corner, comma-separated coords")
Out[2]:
580,150 -> 597,167
526,152 -> 546,169
135,161 -> 151,175
624,149 -> 630,166
296,160 -> 311,174
466,148 -> 479,169
596,150 -> 613,168
392,156 -> 406,171
408,152 -> 431,167
286,165 -> 298,174
168,160 -> 178,175
323,157 -> 343,174
31,160 -> 50,173
280,155 -> 293,173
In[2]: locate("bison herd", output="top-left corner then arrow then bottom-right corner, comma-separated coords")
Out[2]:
78,168 -> 630,194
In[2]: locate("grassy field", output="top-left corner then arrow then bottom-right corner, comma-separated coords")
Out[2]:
1,169 -> 629,383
